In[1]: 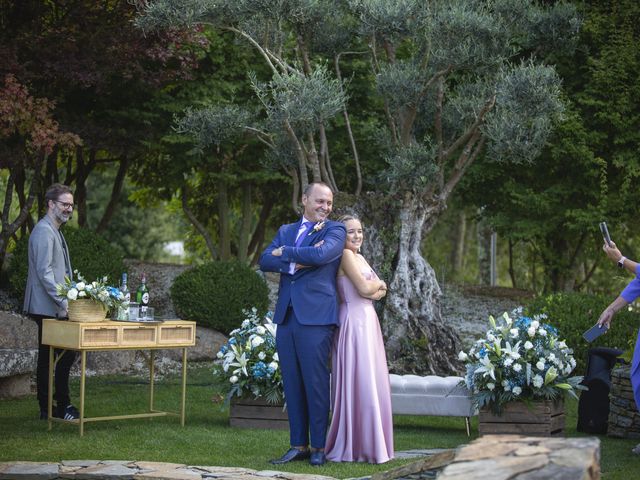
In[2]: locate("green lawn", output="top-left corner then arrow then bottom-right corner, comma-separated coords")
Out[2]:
0,364 -> 637,478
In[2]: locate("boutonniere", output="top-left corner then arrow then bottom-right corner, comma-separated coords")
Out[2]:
308,221 -> 325,236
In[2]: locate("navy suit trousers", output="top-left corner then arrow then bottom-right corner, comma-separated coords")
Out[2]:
276,307 -> 335,448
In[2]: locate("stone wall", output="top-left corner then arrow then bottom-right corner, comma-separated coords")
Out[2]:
124,259 -> 191,319
441,284 -> 533,349
607,365 -> 640,439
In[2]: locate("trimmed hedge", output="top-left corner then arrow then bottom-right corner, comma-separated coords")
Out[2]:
525,292 -> 640,375
170,260 -> 269,333
7,226 -> 126,301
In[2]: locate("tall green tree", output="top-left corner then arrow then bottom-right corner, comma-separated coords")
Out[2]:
138,0 -> 579,374
128,30 -> 289,263
0,0 -> 205,264
459,0 -> 640,293
0,74 -> 81,268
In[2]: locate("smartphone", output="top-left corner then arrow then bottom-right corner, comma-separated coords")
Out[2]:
599,222 -> 612,247
583,323 -> 608,343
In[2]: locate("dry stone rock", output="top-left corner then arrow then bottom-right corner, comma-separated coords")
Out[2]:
124,260 -> 190,320
190,467 -> 255,475
70,462 -> 137,479
608,365 -> 640,439
0,461 -> 58,480
438,435 -> 600,480
0,348 -> 37,398
0,311 -> 38,349
162,326 -> 227,362
440,285 -> 533,349
134,462 -> 187,471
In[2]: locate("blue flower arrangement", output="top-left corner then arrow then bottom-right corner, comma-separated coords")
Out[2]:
459,308 -> 584,414
213,308 -> 283,404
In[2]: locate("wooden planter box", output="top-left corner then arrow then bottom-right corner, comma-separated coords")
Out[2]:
229,397 -> 288,430
479,399 -> 565,437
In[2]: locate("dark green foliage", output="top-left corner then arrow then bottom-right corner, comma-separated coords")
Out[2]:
170,260 -> 269,333
7,226 -> 126,300
526,292 -> 639,375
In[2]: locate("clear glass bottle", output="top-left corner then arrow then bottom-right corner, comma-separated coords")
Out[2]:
118,272 -> 130,320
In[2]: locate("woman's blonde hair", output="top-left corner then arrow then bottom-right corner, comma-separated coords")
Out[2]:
338,214 -> 361,225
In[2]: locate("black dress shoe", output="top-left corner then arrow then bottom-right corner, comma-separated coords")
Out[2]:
269,448 -> 310,464
309,450 -> 326,466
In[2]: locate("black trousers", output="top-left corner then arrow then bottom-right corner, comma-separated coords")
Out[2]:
32,315 -> 78,411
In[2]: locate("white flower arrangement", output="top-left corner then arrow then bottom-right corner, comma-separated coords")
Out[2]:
213,308 -> 283,404
460,308 -> 584,414
56,270 -> 124,311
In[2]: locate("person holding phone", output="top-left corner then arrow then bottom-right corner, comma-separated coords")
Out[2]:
597,239 -> 640,455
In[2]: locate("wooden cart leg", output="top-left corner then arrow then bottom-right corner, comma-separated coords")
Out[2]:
181,347 -> 187,427
48,346 -> 54,430
79,350 -> 86,436
149,350 -> 155,412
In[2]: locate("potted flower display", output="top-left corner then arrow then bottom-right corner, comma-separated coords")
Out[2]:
213,308 -> 286,429
56,271 -> 124,322
459,308 -> 584,436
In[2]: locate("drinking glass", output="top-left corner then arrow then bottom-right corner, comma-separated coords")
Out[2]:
128,302 -> 140,321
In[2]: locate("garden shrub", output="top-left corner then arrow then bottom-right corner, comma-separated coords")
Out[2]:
7,226 -> 126,301
525,292 -> 640,375
170,260 -> 269,333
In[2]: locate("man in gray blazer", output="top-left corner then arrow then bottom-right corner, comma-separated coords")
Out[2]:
24,183 -> 78,420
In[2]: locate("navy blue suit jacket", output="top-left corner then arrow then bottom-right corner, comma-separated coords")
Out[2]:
259,219 -> 346,326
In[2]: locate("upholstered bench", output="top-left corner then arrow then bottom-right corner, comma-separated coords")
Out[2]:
389,374 -> 477,436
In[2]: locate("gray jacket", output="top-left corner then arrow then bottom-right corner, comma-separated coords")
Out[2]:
23,215 -> 72,318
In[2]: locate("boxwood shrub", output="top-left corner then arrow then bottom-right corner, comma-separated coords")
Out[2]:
170,260 -> 269,333
525,292 -> 640,375
7,226 -> 125,301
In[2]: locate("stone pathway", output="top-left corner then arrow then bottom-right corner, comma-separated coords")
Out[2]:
0,437 -> 601,480
0,450 -> 446,480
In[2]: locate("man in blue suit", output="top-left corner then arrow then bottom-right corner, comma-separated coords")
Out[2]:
260,182 -> 346,466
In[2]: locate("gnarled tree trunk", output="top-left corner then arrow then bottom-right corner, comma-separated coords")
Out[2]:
339,191 -> 462,376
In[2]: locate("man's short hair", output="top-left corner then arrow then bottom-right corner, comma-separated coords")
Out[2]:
303,182 -> 333,197
44,183 -> 74,204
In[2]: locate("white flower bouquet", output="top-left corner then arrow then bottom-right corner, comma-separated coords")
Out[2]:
213,308 -> 283,404
459,308 -> 584,414
56,270 -> 124,311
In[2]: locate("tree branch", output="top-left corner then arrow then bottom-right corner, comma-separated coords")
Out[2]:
443,94 -> 496,162
181,186 -> 218,260
441,133 -> 486,201
283,119 -> 308,190
335,52 -> 363,195
96,156 -> 131,234
243,126 -> 275,149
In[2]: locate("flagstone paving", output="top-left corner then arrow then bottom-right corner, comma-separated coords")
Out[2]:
0,450 -> 445,480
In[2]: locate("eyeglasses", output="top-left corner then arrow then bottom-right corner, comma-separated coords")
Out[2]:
54,201 -> 75,210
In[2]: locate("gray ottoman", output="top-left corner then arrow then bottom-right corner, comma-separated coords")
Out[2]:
389,373 -> 477,436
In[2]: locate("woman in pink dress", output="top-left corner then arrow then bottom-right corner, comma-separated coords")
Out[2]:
325,215 -> 394,463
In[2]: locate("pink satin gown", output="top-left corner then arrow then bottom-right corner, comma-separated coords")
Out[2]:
325,268 -> 394,463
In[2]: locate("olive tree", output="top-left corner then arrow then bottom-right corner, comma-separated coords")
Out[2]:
137,0 -> 579,374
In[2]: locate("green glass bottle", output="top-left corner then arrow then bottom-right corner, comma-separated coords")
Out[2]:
136,272 -> 149,316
